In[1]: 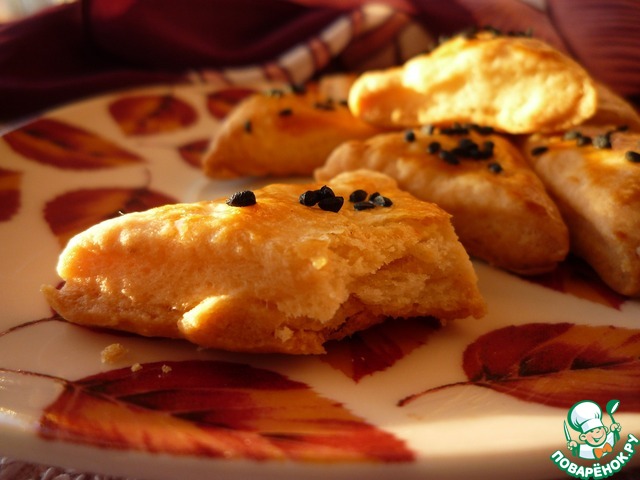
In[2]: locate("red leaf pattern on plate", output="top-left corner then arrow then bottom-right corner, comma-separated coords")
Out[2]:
207,88 -> 255,119
178,138 -> 210,169
44,187 -> 177,246
3,119 -> 144,169
400,323 -> 640,409
0,167 -> 22,221
39,360 -> 414,462
108,94 -> 197,136
321,317 -> 441,382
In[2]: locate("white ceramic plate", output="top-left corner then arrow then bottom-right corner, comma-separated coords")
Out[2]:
1,84 -> 639,480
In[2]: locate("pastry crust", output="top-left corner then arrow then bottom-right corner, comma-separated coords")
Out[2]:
202,77 -> 383,178
316,129 -> 569,274
348,32 -> 598,134
524,129 -> 640,296
42,170 -> 486,354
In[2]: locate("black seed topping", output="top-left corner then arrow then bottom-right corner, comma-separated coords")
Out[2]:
243,120 -> 252,133
299,190 -> 321,206
289,83 -> 306,95
593,132 -> 612,149
440,123 -> 470,135
427,141 -> 441,154
471,124 -> 494,135
531,145 -> 549,156
349,189 -> 368,202
318,196 -> 344,212
563,130 -> 581,141
227,190 -> 256,207
368,192 -> 381,201
372,195 -> 393,207
488,162 -> 503,173
576,135 -> 592,147
318,185 -> 335,199
439,150 -> 460,165
404,130 -> 416,142
616,125 -> 629,132
625,150 -> 640,163
278,108 -> 293,117
353,200 -> 376,211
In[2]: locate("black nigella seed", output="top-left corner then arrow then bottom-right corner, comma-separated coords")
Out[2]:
531,145 -> 549,156
427,141 -> 441,154
318,185 -> 335,199
372,195 -> 393,207
278,108 -> 293,117
441,123 -> 470,135
563,130 -> 581,141
318,196 -> 344,212
616,125 -> 629,132
439,150 -> 460,165
576,135 -> 592,147
625,150 -> 640,163
471,124 -> 494,135
488,162 -> 503,174
243,120 -> 252,133
404,130 -> 416,142
593,133 -> 612,149
349,189 -> 368,202
227,190 -> 256,207
289,83 -> 306,95
354,200 -> 376,211
299,190 -> 321,206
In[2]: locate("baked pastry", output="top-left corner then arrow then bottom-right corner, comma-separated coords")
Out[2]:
42,170 -> 486,354
584,82 -> 640,131
315,128 -> 569,274
348,30 -> 598,134
202,76 -> 383,178
524,128 -> 640,296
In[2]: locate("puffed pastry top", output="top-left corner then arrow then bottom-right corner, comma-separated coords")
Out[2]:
43,170 -> 486,354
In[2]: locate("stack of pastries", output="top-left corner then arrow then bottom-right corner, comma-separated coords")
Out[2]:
44,27 -> 640,354
204,27 -> 640,296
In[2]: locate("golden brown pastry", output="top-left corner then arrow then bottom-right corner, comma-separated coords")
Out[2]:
42,170 -> 486,354
524,128 -> 640,296
315,128 -> 569,275
584,82 -> 640,131
202,77 -> 383,178
348,31 -> 598,134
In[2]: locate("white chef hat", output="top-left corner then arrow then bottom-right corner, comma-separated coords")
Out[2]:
568,400 -> 604,433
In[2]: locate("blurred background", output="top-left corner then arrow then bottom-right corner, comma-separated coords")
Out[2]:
0,0 -> 73,22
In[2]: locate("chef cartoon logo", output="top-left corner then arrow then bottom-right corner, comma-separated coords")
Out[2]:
550,399 -> 638,479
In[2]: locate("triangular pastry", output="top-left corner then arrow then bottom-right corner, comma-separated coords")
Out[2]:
43,170 -> 486,354
524,127 -> 640,296
202,76 -> 383,178
315,128 -> 569,275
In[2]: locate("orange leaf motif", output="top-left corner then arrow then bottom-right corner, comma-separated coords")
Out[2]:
322,317 -> 441,382
207,88 -> 255,119
401,323 -> 640,409
178,138 -> 210,169
39,360 -> 413,462
44,187 -> 177,247
3,119 -> 143,169
109,94 -> 197,135
0,167 -> 22,221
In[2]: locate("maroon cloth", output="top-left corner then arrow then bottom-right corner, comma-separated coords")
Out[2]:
1,0 -> 638,121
